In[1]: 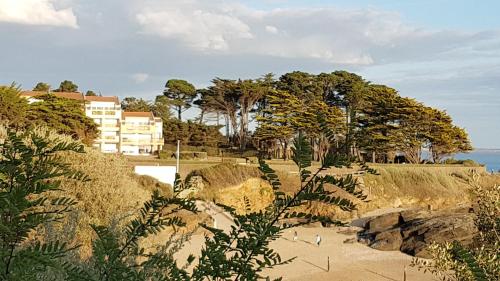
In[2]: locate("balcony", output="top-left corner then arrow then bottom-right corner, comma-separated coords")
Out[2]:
99,123 -> 120,131
97,136 -> 120,143
87,110 -> 121,118
121,139 -> 154,145
121,124 -> 155,134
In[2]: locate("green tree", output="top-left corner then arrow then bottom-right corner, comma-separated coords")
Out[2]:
163,79 -> 197,120
427,109 -> 473,163
33,82 -> 51,92
85,90 -> 97,96
196,78 -> 240,144
121,97 -> 152,112
0,84 -> 28,128
151,95 -> 172,122
27,94 -> 98,145
55,80 -> 78,92
236,79 -> 267,150
0,128 -> 88,280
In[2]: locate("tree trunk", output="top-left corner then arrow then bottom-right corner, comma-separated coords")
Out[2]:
177,105 -> 182,120
199,109 -> 205,124
283,139 -> 289,161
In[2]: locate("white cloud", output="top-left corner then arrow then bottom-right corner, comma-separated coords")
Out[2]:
265,25 -> 278,34
0,0 -> 78,28
132,2 -> 429,65
131,73 -> 149,83
136,2 -> 253,51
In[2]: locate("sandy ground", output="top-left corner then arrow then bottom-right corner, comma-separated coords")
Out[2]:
174,203 -> 438,281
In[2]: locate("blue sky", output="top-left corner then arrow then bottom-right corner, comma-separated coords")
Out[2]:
0,0 -> 499,148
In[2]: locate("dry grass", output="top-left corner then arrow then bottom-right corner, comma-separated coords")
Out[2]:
189,163 -> 261,190
38,149 -> 153,259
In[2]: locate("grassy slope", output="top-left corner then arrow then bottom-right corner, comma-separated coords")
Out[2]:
187,161 -> 500,220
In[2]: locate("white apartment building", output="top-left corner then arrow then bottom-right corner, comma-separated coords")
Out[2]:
20,91 -> 164,155
120,112 -> 164,155
84,96 -> 122,153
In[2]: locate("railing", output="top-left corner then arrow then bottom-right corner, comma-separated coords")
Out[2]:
86,106 -> 121,110
121,139 -> 153,145
97,136 -> 120,143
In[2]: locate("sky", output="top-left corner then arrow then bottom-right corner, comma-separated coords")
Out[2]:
0,0 -> 499,148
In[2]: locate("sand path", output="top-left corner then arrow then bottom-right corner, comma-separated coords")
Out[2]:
175,203 -> 438,280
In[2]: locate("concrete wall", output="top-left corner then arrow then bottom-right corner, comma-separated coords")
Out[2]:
134,165 -> 177,186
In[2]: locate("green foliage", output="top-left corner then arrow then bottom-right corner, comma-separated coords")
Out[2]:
163,119 -> 224,147
0,128 -> 87,280
55,80 -> 78,92
26,94 -> 98,145
0,84 -> 28,128
164,79 -> 197,120
121,96 -> 172,123
442,158 -> 481,167
33,82 -> 51,92
85,90 -> 97,96
121,97 -> 152,112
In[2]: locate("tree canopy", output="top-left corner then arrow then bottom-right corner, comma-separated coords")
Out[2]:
190,70 -> 472,162
0,84 -> 28,128
26,94 -> 98,145
163,79 -> 197,120
33,82 -> 51,92
55,80 -> 78,92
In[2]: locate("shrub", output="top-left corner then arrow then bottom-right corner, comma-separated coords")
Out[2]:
443,158 -> 482,167
159,151 -> 208,160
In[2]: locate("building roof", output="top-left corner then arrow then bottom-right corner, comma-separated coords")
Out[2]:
84,95 -> 120,104
122,111 -> 155,119
20,91 -> 84,101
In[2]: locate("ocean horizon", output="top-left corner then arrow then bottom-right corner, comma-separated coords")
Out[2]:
455,149 -> 500,173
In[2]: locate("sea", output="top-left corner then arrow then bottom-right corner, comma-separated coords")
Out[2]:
454,150 -> 500,173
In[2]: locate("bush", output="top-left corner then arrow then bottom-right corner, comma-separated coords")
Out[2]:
159,150 -> 208,160
163,144 -> 220,156
443,158 -> 482,167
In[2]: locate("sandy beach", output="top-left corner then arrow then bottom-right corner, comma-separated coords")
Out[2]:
175,203 -> 438,281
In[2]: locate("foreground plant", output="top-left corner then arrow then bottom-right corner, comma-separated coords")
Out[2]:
0,129 -> 88,280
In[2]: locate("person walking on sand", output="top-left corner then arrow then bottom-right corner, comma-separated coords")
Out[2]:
315,234 -> 321,247
293,231 -> 298,242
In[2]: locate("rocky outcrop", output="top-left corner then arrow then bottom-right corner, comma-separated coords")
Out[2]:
358,208 -> 476,258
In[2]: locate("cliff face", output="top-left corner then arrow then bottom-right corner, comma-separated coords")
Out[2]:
194,163 -> 500,222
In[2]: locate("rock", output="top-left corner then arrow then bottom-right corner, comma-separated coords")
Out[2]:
365,212 -> 402,232
358,208 -> 477,258
400,209 -> 425,223
370,228 -> 403,251
399,213 -> 475,257
343,238 -> 357,244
